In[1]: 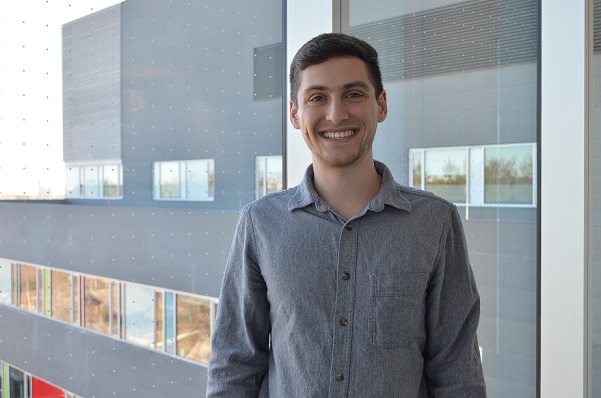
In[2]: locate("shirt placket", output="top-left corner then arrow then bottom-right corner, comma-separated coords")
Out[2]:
328,220 -> 359,397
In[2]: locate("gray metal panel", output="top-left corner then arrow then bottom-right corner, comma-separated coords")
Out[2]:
63,4 -> 121,162
0,305 -> 207,397
0,201 -> 236,297
254,43 -> 284,101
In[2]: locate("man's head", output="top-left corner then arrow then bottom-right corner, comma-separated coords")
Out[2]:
289,33 -> 384,107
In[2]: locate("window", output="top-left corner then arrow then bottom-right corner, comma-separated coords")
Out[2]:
65,163 -> 123,199
15,263 -> 39,313
123,283 -> 155,348
153,159 -> 215,201
409,143 -> 536,207
256,155 -> 283,199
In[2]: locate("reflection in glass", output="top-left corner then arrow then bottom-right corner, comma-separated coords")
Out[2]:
156,291 -> 163,349
111,281 -> 121,337
51,270 -> 72,323
256,156 -> 283,199
484,145 -> 533,204
73,275 -> 80,326
159,161 -> 180,199
124,284 -> 155,348
65,166 -> 81,197
9,367 -> 25,398
0,259 -> 10,304
176,294 -> 211,363
19,263 -> 38,313
425,149 -> 467,203
165,292 -> 176,354
84,166 -> 100,198
351,1 -> 539,396
103,165 -> 121,198
84,277 -> 110,334
186,159 -> 215,200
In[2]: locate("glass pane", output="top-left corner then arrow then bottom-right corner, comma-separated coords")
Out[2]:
84,277 -> 110,334
155,291 -> 163,350
410,151 -> 422,188
350,1 -> 539,396
19,263 -> 38,312
11,263 -> 17,306
484,145 -> 534,204
159,161 -> 180,199
103,165 -> 121,198
165,292 -> 176,355
0,259 -> 10,305
424,148 -> 467,203
38,268 -> 44,315
73,276 -> 80,326
83,166 -> 99,198
9,367 -> 25,398
111,281 -> 121,337
65,166 -> 81,198
176,294 -> 211,363
265,156 -> 283,195
51,270 -> 72,323
124,284 -> 155,348
186,160 -> 214,200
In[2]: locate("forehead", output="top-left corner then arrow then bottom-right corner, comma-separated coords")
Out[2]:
298,56 -> 374,93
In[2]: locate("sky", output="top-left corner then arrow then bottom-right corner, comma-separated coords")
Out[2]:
0,0 -> 121,198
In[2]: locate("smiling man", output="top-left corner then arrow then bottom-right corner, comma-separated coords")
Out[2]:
207,33 -> 486,397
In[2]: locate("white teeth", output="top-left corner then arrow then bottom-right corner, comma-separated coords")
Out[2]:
323,130 -> 354,139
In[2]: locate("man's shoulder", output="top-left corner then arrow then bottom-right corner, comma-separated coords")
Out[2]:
243,186 -> 299,215
394,183 -> 457,212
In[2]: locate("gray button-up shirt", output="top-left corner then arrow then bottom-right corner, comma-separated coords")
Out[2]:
207,161 -> 486,397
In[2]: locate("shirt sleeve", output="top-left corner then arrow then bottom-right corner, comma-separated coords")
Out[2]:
424,206 -> 487,397
206,206 -> 271,397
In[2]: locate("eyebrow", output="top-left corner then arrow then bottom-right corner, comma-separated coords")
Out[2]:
302,81 -> 371,96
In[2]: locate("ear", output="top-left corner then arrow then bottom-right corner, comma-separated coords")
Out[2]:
377,90 -> 388,123
289,100 -> 301,129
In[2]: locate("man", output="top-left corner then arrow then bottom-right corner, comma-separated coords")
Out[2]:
207,33 -> 486,397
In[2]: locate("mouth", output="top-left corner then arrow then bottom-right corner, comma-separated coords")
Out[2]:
322,130 -> 355,139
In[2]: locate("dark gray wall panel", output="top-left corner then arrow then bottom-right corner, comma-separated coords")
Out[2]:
0,306 -> 207,397
0,201 -> 237,297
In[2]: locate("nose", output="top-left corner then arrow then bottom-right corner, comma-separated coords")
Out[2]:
325,98 -> 349,124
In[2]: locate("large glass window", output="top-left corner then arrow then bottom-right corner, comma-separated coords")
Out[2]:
350,1 -> 539,396
18,263 -> 38,313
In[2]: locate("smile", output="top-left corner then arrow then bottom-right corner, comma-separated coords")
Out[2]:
323,130 -> 354,139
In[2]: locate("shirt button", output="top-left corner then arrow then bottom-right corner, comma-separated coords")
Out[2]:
342,271 -> 351,280
345,224 -> 352,231
335,373 -> 344,382
339,318 -> 348,326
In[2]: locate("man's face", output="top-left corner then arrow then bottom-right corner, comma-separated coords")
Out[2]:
290,56 -> 387,170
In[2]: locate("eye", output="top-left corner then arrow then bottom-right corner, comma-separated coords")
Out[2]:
308,95 -> 325,103
347,91 -> 365,99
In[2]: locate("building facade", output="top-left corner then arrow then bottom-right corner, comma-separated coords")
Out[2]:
1,0 -> 600,397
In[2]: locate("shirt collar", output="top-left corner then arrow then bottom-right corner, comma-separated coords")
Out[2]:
287,161 -> 412,214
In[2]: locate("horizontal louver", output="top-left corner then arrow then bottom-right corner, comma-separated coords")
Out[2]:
351,0 -> 538,81
63,4 -> 122,162
254,42 -> 284,101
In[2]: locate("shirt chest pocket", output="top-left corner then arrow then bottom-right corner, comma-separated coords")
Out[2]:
369,271 -> 428,348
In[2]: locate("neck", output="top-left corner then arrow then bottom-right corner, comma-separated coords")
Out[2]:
312,156 -> 381,220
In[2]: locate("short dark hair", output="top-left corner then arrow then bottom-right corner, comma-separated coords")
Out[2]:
289,33 -> 384,106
